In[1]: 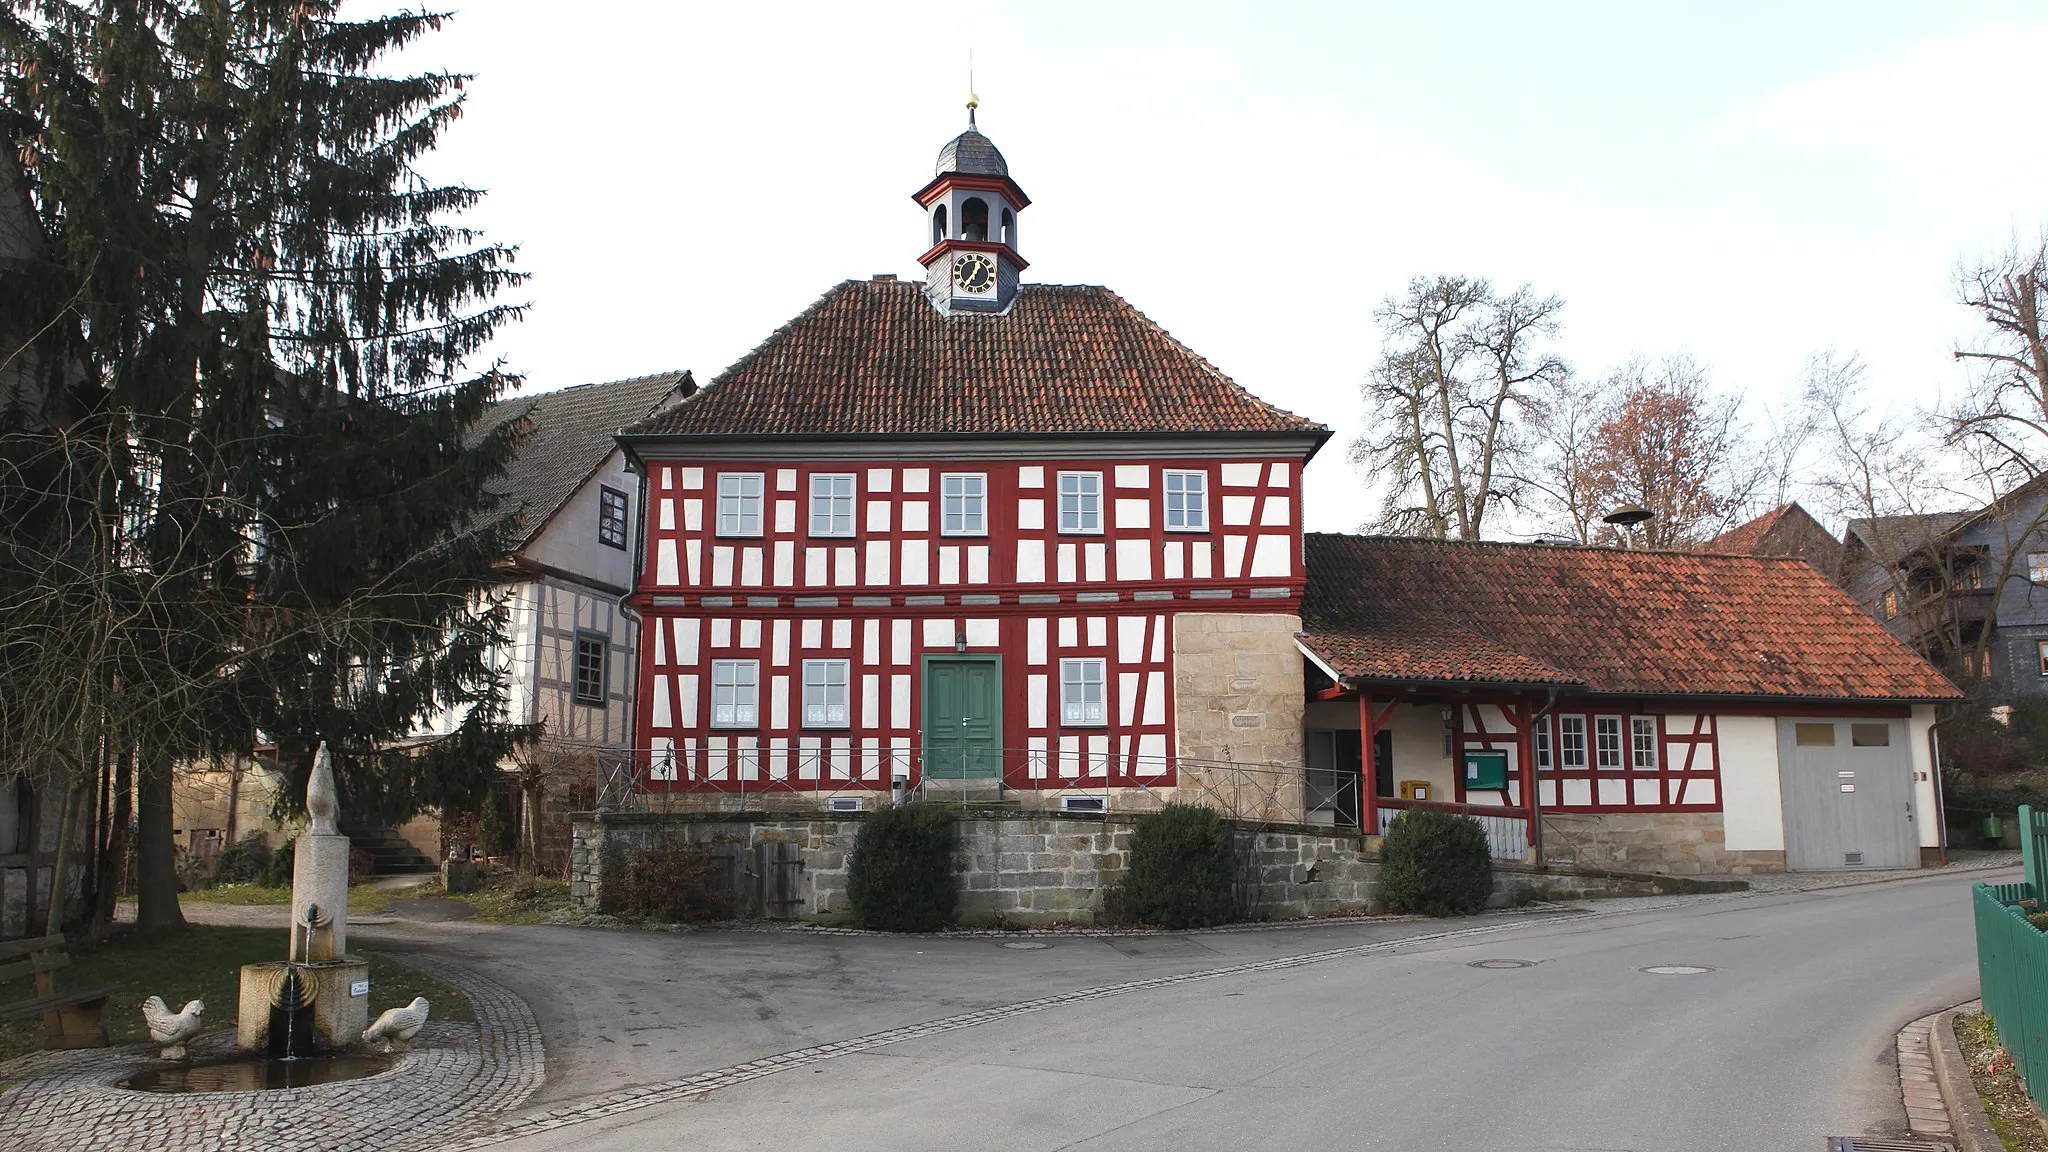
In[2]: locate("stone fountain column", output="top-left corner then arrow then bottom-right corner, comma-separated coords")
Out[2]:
237,743 -> 371,1052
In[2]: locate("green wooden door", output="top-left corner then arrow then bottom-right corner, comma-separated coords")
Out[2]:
923,658 -> 1001,779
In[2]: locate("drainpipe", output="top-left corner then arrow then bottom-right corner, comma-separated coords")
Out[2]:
1529,687 -> 1560,870
616,450 -> 651,809
1928,720 -> 1948,867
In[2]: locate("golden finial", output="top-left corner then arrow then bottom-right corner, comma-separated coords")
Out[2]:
967,51 -> 979,129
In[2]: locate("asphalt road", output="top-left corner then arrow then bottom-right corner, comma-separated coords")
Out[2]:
399,868 -> 2007,1152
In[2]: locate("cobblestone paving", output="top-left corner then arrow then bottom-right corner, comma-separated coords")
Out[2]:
0,952 -> 542,1152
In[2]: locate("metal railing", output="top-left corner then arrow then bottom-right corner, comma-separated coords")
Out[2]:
1376,798 -> 1532,862
595,743 -> 1369,829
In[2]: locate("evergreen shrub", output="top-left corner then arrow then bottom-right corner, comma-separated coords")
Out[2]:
261,839 -> 296,888
211,831 -> 273,885
847,802 -> 958,932
1380,809 -> 1494,916
1124,803 -> 1236,928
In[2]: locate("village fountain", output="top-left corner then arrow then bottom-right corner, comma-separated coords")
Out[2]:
120,743 -> 427,1093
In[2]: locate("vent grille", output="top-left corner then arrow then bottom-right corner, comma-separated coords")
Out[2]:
1845,851 -> 1864,866
827,797 -> 864,813
1828,1137 -> 1952,1151
1059,795 -> 1108,813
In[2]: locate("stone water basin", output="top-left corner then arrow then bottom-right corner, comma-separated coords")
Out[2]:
118,1050 -> 398,1094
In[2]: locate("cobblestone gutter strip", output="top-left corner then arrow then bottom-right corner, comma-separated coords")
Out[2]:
0,955 -> 542,1152
1897,1009 -> 1958,1144
443,912 -> 1584,1150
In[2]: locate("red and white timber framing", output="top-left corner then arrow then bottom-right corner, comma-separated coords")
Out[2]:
627,455 -> 1305,792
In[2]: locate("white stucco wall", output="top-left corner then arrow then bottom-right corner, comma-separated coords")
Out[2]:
1911,703 -> 1939,849
521,448 -> 640,592
1302,700 -> 1455,799
1717,714 -> 1785,853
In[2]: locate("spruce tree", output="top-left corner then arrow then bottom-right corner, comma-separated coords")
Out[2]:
2,1 -> 534,929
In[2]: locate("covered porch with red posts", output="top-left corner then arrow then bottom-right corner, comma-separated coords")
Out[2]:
1301,677 -> 1555,866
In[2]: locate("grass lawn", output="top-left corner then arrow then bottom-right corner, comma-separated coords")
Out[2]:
1954,1011 -> 2048,1152
0,924 -> 473,1064
182,883 -> 400,914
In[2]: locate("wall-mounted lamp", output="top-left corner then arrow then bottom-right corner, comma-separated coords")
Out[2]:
955,631 -> 968,654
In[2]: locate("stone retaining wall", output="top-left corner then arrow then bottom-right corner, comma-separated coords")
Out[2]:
572,810 -> 1729,926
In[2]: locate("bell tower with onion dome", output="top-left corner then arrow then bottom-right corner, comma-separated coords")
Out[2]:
914,94 -> 1029,316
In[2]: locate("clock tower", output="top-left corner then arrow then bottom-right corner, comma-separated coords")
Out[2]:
914,97 -> 1029,316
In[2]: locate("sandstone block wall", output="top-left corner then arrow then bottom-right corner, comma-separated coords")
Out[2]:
1539,811 -> 1786,875
1172,613 -> 1307,821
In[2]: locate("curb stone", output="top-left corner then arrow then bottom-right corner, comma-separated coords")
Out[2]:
1929,1001 -> 2002,1152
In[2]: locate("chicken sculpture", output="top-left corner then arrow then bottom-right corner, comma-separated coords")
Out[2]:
141,996 -> 205,1060
363,996 -> 431,1050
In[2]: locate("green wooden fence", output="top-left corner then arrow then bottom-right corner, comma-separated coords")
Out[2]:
1974,803 -> 2048,1113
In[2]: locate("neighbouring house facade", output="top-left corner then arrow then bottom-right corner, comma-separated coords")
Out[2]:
1296,536 -> 1961,873
1841,481 -> 2048,690
1703,502 -> 1842,577
617,112 -> 1327,809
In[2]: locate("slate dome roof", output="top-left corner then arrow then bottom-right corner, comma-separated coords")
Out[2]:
935,126 -> 1008,177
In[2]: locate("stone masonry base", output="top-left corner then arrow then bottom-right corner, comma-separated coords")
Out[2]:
1539,811 -> 1787,875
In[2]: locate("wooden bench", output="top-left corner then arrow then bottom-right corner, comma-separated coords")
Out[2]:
0,934 -> 112,1049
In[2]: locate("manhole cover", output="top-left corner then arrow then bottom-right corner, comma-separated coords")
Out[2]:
1640,964 -> 1715,975
1000,941 -> 1051,950
1466,958 -> 1537,969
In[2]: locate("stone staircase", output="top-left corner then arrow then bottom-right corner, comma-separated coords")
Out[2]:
349,829 -> 437,876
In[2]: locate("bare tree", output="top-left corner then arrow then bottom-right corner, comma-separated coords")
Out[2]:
1583,356 -> 1749,548
1518,370 -> 1609,542
1352,277 -> 1566,539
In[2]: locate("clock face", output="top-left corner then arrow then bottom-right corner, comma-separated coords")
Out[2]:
952,252 -> 997,294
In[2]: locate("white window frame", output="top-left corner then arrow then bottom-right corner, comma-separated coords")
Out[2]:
940,473 -> 987,537
1534,722 -> 1552,771
717,473 -> 765,538
1059,658 -> 1107,726
1594,716 -> 1624,771
1057,472 -> 1103,534
1559,715 -> 1588,769
802,658 -> 850,729
1629,716 -> 1658,771
1162,469 -> 1209,532
808,473 -> 856,538
709,659 -> 759,729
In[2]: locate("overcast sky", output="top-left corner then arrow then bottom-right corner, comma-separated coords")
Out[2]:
395,1 -> 2048,534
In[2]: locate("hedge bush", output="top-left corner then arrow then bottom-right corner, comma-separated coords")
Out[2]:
210,831 -> 273,885
1124,802 -> 1236,928
1380,809 -> 1494,916
847,802 -> 958,932
261,839 -> 296,888
600,838 -> 736,923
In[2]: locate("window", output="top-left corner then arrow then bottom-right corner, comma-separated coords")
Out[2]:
2031,552 -> 2048,584
597,487 -> 629,550
1534,723 -> 1552,771
941,474 -> 987,535
1559,716 -> 1587,769
1058,472 -> 1102,533
710,660 -> 759,728
1959,561 -> 1983,589
1850,723 -> 1891,747
809,474 -> 855,537
574,633 -> 607,706
1060,658 -> 1107,726
2039,639 -> 2048,676
802,659 -> 850,728
1794,722 -> 1835,747
1163,470 -> 1208,531
1880,588 -> 1898,620
1595,717 -> 1623,770
1630,716 -> 1657,771
1000,208 -> 1015,245
931,204 -> 948,246
717,473 -> 764,537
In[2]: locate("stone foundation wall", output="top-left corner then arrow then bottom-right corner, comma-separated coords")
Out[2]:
572,810 -> 1730,926
1539,811 -> 1786,875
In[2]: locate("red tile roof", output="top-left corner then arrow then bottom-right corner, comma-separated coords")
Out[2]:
1300,534 -> 1960,701
621,280 -> 1327,441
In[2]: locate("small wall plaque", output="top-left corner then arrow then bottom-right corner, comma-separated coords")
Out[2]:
351,980 -> 370,997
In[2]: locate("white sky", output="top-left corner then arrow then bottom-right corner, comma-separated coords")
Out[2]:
395,1 -> 2048,535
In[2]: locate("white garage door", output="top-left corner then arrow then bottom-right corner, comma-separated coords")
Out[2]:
1776,718 -> 1917,871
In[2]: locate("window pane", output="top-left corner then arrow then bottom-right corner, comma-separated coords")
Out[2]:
1630,717 -> 1657,770
1560,717 -> 1587,768
720,474 -> 763,536
1595,717 -> 1622,769
712,660 -> 758,727
803,660 -> 849,727
1061,659 -> 1106,724
1164,471 -> 1207,530
1850,723 -> 1890,747
1794,722 -> 1835,747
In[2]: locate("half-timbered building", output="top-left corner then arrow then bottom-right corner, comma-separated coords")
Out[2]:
617,110 -> 1328,808
1297,535 -> 1963,873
